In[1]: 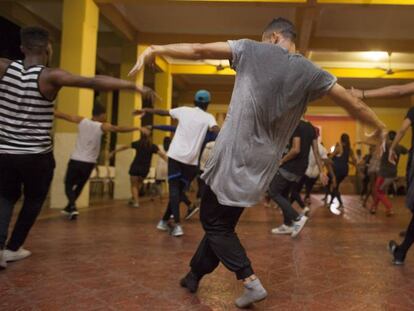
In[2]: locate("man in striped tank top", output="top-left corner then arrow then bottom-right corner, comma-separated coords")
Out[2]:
0,27 -> 156,269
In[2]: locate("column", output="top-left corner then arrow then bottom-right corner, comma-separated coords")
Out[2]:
153,71 -> 173,145
113,44 -> 145,199
50,0 -> 99,209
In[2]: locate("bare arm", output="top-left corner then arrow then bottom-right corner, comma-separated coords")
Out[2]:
129,42 -> 232,76
101,123 -> 151,136
133,108 -> 170,117
389,118 -> 411,164
280,137 -> 301,166
328,84 -> 386,132
109,146 -> 129,159
351,82 -> 414,99
41,68 -> 157,101
157,149 -> 168,162
54,110 -> 84,124
349,149 -> 357,166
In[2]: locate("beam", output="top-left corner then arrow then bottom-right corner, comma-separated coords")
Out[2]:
310,37 -> 414,53
94,0 -> 306,3
317,0 -> 414,5
0,1 -> 60,42
97,3 -> 137,42
297,6 -> 318,56
170,63 -> 414,79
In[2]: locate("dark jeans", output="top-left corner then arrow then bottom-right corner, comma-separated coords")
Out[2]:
162,158 -> 197,223
290,177 -> 306,209
65,159 -> 95,207
269,172 -> 300,226
189,186 -> 254,280
395,212 -> 414,261
0,153 -> 55,250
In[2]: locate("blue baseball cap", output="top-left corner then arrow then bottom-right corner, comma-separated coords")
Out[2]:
194,90 -> 211,104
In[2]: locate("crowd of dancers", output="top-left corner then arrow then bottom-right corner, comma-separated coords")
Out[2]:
1,17 -> 414,309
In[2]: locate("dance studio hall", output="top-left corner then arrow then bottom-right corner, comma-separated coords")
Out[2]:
1,0 -> 414,310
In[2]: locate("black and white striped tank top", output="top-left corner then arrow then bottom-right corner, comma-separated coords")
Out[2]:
0,60 -> 54,154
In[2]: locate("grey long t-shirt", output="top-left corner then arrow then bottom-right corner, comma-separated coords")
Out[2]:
202,39 -> 337,207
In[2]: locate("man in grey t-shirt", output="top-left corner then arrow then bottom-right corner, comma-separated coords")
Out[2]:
129,18 -> 386,309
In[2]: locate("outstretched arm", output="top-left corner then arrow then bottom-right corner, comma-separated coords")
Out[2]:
129,42 -> 232,76
389,118 -> 411,164
54,110 -> 84,124
351,82 -> 414,99
150,125 -> 177,133
41,68 -> 158,101
109,146 -> 129,159
328,83 -> 386,139
101,123 -> 151,135
133,108 -> 170,117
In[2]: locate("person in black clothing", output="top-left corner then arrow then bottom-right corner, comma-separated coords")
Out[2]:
269,119 -> 327,237
327,133 -> 356,209
111,132 -> 167,208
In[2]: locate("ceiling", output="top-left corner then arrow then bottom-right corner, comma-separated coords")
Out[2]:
4,0 -> 414,106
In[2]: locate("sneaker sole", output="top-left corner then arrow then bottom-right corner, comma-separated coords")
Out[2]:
235,294 -> 267,308
5,253 -> 31,262
185,208 -> 200,220
271,231 -> 293,235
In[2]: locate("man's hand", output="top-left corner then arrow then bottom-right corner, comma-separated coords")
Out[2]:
388,149 -> 397,165
350,87 -> 364,99
137,85 -> 162,103
129,47 -> 155,77
319,173 -> 329,186
132,108 -> 149,118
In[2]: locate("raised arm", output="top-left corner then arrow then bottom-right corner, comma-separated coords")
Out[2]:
101,123 -> 151,136
389,118 -> 411,164
40,68 -> 157,101
133,108 -> 170,117
150,125 -> 177,133
279,137 -> 301,166
328,84 -> 386,138
54,110 -> 84,124
129,42 -> 232,76
351,82 -> 414,99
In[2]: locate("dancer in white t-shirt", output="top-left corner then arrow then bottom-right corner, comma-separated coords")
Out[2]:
55,104 -> 149,219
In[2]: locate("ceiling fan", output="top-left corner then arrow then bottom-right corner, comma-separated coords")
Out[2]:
375,52 -> 414,77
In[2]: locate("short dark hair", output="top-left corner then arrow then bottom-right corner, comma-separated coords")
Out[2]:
92,104 -> 106,117
194,101 -> 209,111
20,27 -> 49,51
388,130 -> 397,141
263,17 -> 297,41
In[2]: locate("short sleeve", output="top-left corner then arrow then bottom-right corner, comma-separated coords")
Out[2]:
291,125 -> 301,138
228,39 -> 248,70
131,140 -> 139,149
208,114 -> 217,128
169,107 -> 186,120
308,66 -> 337,102
406,107 -> 414,124
151,144 -> 159,154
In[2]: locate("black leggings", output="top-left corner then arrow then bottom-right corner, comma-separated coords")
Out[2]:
329,174 -> 347,205
65,160 -> 95,207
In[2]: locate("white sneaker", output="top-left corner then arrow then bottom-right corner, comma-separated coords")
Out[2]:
3,247 -> 32,262
271,224 -> 294,235
156,220 -> 169,231
0,250 -> 7,269
291,216 -> 308,238
171,225 -> 184,237
301,206 -> 310,216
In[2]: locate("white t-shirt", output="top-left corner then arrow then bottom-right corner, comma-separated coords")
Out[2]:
71,118 -> 103,164
167,107 -> 217,166
305,142 -> 328,178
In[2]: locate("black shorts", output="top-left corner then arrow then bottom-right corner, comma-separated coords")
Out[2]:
168,158 -> 198,189
129,165 -> 149,178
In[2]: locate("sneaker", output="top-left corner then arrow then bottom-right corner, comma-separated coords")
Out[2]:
291,216 -> 308,238
180,271 -> 200,293
301,206 -> 311,216
185,205 -> 200,220
156,220 -> 169,231
171,224 -> 184,237
388,240 -> 404,265
271,224 -> 294,235
61,205 -> 78,216
0,250 -> 6,270
132,203 -> 139,208
3,248 -> 32,262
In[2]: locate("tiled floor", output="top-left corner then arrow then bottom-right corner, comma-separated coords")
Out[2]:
1,194 -> 414,311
